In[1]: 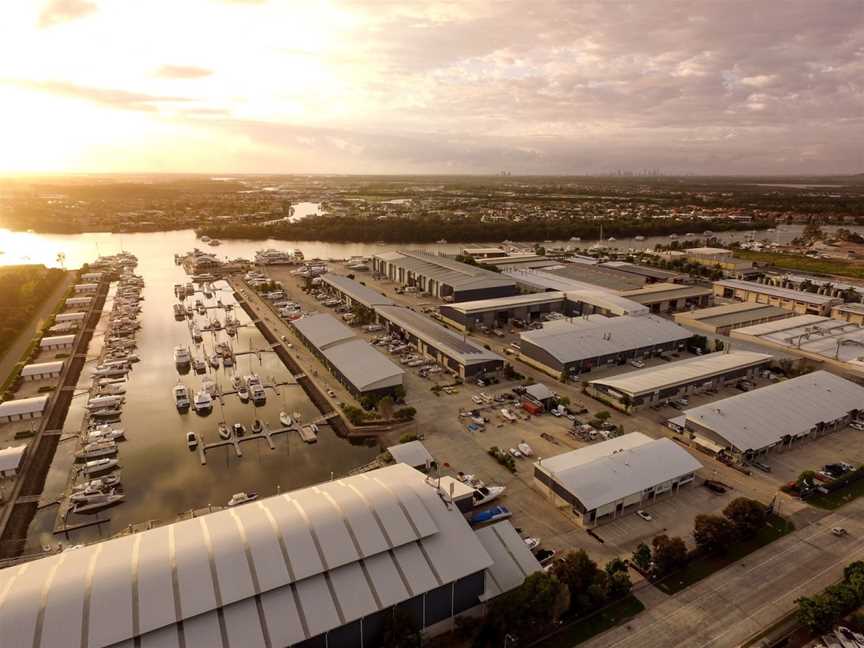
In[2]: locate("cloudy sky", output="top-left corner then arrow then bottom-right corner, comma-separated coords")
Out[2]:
0,0 -> 861,175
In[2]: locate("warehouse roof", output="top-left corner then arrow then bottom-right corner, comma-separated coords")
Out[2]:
0,445 -> 25,472
675,302 -> 791,327
375,250 -> 516,293
376,305 -> 503,366
20,361 -> 64,377
589,351 -> 772,397
291,313 -> 355,350
387,440 -> 434,469
715,279 -> 842,305
601,262 -> 686,282
0,395 -> 49,418
504,268 -> 609,293
65,297 -> 91,304
619,282 -> 713,304
686,247 -> 733,256
536,433 -> 702,511
320,273 -> 394,309
321,338 -> 404,392
834,303 -> 864,315
441,291 -> 566,314
525,383 -> 555,402
520,315 -> 691,364
55,312 -> 86,321
565,290 -> 650,316
546,264 -> 645,291
475,522 -> 543,601
684,371 -> 864,453
40,335 -> 75,347
0,464 -> 500,648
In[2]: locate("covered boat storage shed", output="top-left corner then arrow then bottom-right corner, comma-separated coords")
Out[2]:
682,371 -> 864,459
586,351 -> 772,412
0,463 -> 540,648
533,433 -> 702,527
291,313 -> 405,399
0,395 -> 49,423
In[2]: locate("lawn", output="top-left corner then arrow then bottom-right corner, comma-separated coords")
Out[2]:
655,514 -> 795,595
532,596 -> 645,648
807,479 -> 864,510
735,249 -> 864,280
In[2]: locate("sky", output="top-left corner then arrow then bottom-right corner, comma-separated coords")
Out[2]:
0,0 -> 861,175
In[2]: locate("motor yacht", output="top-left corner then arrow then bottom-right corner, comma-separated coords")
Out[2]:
173,346 -> 192,368
227,492 -> 257,507
193,390 -> 213,413
173,384 -> 191,411
82,458 -> 119,475
186,431 -> 198,449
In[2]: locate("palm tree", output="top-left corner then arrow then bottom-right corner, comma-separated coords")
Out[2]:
56,252 -> 66,268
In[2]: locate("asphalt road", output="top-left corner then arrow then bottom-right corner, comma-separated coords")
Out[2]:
581,500 -> 864,648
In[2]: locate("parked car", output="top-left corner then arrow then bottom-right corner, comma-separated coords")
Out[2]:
704,480 -> 727,494
636,509 -> 653,521
736,380 -> 755,392
629,359 -> 645,369
832,527 -> 849,537
850,421 -> 864,431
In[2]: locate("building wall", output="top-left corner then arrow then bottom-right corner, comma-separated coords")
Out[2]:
832,308 -> 864,326
713,284 -> 836,316
0,410 -> 42,423
23,371 -> 60,382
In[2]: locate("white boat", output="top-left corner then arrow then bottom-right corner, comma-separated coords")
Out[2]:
193,390 -> 213,413
173,384 -> 191,411
90,407 -> 122,419
217,422 -> 231,440
72,475 -> 120,494
279,411 -> 292,427
251,419 -> 263,434
250,384 -> 266,404
82,458 -> 119,475
86,395 -> 124,410
227,491 -> 258,507
191,326 -> 203,343
192,359 -> 207,374
71,491 -> 124,514
85,428 -> 124,443
232,376 -> 242,390
523,537 -> 540,550
209,353 -> 221,368
472,485 -> 505,506
173,346 -> 192,367
238,386 -> 249,401
508,447 -> 523,458
76,442 -> 118,460
186,431 -> 198,449
232,422 -> 246,437
517,442 -> 534,457
202,377 -> 217,396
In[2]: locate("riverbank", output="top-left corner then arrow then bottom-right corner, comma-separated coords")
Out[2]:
736,249 -> 864,281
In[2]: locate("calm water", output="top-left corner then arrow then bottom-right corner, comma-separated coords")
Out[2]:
17,234 -> 379,550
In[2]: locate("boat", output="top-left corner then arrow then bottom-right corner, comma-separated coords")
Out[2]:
468,505 -> 511,525
173,304 -> 185,320
251,419 -> 263,434
238,386 -> 250,401
209,353 -> 221,368
71,491 -> 125,514
634,235 -> 645,241
227,492 -> 258,507
72,474 -> 120,493
186,431 -> 198,449
75,442 -> 118,461
508,447 -> 523,458
191,326 -> 203,343
86,395 -> 124,410
82,458 -> 119,475
222,353 -> 234,367
173,384 -> 191,411
523,537 -> 540,550
193,390 -> 213,413
472,485 -> 505,506
192,359 -> 207,374
85,428 -> 124,443
90,408 -> 122,419
436,239 -> 447,244
517,442 -> 534,457
232,375 -> 242,390
202,377 -> 217,396
250,384 -> 266,404
173,346 -> 192,367
217,422 -> 231,440
279,411 -> 292,427
232,422 -> 246,437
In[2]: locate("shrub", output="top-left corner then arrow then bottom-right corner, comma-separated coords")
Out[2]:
722,498 -> 768,539
394,407 -> 416,421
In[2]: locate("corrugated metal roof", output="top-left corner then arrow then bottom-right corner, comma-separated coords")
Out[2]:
55,312 -> 86,321
321,274 -> 394,309
715,279 -> 842,305
589,351 -> 772,396
291,313 -> 355,350
684,371 -> 864,452
443,291 -> 566,314
0,464 -> 495,648
40,335 -> 75,346
321,338 -> 404,392
536,433 -> 703,510
387,441 -> 434,468
619,282 -> 713,304
565,290 -> 649,316
0,395 -> 49,417
475,522 -> 543,601
0,446 -> 25,472
375,251 -> 516,293
20,361 -> 64,376
520,315 -> 691,364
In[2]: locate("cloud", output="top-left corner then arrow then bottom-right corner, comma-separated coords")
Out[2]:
38,0 -> 97,28
5,79 -> 191,112
155,65 -> 214,79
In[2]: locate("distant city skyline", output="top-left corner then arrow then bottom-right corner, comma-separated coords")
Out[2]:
0,0 -> 861,175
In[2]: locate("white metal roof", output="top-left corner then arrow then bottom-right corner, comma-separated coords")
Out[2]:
536,433 -> 702,510
375,250 -> 516,293
442,291 -> 566,314
387,440 -> 434,468
0,395 -> 49,417
55,312 -> 86,322
565,289 -> 649,316
321,274 -> 394,309
589,351 -> 773,397
40,335 -> 75,347
475,522 -> 543,601
291,313 -> 355,350
20,361 -> 64,376
684,371 -> 864,452
65,297 -> 91,304
0,463 -> 495,648
715,279 -> 842,306
525,383 -> 555,401
619,282 -> 713,304
321,338 -> 404,392
0,446 -> 25,472
520,315 -> 691,364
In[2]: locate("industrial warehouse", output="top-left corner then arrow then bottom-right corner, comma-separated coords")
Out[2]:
682,371 -> 864,458
20,361 -> 64,382
291,313 -> 405,398
0,464 -> 541,648
617,282 -> 713,313
372,250 -> 517,302
376,305 -> 505,379
713,279 -> 843,316
586,351 -> 773,412
0,395 -> 49,424
673,301 -> 794,336
319,273 -> 395,311
533,433 -> 703,527
517,315 -> 693,378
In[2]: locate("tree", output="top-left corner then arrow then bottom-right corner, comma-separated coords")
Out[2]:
605,557 -> 628,576
607,570 -> 633,600
693,514 -> 737,553
485,572 -> 567,643
392,384 -> 406,401
651,535 -> 688,576
552,550 -> 605,613
377,395 -> 395,419
723,498 -> 768,539
797,470 -> 816,490
394,407 -> 416,421
632,543 -> 652,571
379,608 -> 422,648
